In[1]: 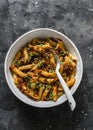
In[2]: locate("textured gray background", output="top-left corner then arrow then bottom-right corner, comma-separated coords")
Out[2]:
0,0 -> 93,130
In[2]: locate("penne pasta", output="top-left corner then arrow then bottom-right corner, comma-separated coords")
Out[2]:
41,88 -> 50,100
67,77 -> 76,87
55,39 -> 65,51
21,83 -> 27,91
18,64 -> 35,70
23,48 -> 29,63
24,89 -> 39,100
15,51 -> 21,60
38,86 -> 45,100
39,77 -> 54,84
13,73 -> 18,85
41,70 -> 56,78
29,44 -> 45,53
10,66 -> 26,78
35,70 -> 56,78
10,38 -> 77,101
52,86 -> 58,101
50,53 -> 56,66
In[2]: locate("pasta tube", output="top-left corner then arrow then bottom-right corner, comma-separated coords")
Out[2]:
10,66 -> 26,78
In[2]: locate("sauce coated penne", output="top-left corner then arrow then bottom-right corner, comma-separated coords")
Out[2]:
10,38 -> 77,101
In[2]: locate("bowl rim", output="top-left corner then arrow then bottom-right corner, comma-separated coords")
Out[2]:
4,28 -> 83,108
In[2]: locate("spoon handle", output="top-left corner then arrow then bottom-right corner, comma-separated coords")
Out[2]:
56,70 -> 76,111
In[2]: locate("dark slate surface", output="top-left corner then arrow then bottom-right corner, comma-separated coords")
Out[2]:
0,0 -> 93,130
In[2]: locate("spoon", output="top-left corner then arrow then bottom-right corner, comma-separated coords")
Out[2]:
51,50 -> 76,111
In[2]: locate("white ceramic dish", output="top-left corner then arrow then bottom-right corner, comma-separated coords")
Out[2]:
4,28 -> 83,108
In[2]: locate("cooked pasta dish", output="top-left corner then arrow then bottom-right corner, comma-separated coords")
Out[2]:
10,38 -> 77,101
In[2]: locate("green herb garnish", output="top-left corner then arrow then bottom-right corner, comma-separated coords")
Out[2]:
49,69 -> 54,73
29,52 -> 34,57
60,61 -> 64,64
37,40 -> 44,45
36,81 -> 42,88
37,61 -> 43,67
60,51 -> 67,57
27,83 -> 32,89
14,59 -> 21,67
59,92 -> 63,96
46,84 -> 52,89
25,76 -> 31,83
31,83 -> 36,89
49,92 -> 56,97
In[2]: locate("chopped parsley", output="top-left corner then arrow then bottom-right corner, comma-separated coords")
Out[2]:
37,61 -> 43,67
37,40 -> 44,45
60,61 -> 64,65
59,92 -> 63,96
29,52 -> 34,57
14,59 -> 22,67
36,81 -> 42,88
30,83 -> 36,89
60,51 -> 67,57
25,76 -> 31,83
46,84 -> 52,89
49,92 -> 56,98
27,83 -> 32,89
49,69 -> 54,73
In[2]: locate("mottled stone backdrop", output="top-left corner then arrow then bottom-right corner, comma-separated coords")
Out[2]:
0,0 -> 93,130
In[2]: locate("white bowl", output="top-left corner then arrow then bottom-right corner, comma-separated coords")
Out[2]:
4,28 -> 83,108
